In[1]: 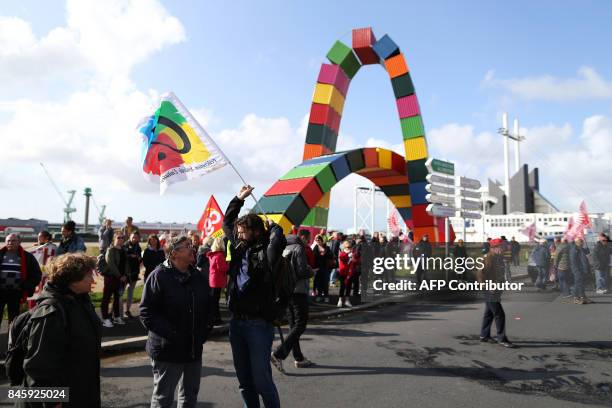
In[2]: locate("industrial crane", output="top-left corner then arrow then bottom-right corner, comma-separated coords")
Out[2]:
39,163 -> 76,223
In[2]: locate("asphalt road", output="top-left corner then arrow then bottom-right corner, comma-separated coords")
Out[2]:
97,288 -> 612,408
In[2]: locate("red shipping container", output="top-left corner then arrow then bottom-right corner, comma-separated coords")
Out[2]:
411,204 -> 430,225
413,226 -> 437,242
362,148 -> 379,169
368,175 -> 409,186
360,169 -> 398,179
396,94 -> 420,119
309,103 -> 331,125
352,27 -> 379,65
391,155 -> 406,174
317,64 -> 350,97
265,177 -> 323,208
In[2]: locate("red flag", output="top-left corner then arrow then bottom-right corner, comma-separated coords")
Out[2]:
566,201 -> 591,240
387,208 -> 401,237
197,195 -> 225,239
520,222 -> 536,242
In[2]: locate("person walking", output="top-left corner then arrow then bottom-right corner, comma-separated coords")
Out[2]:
102,234 -> 129,327
530,239 -> 550,291
313,234 -> 333,302
337,240 -> 359,308
143,235 -> 166,282
477,238 -> 515,348
510,237 -> 521,266
140,235 -> 212,408
271,230 -> 315,372
56,220 -> 86,255
223,185 -> 286,408
554,238 -> 572,298
0,234 -> 41,327
570,238 -> 593,304
124,232 -> 142,319
19,253 -> 102,408
592,233 -> 611,294
207,237 -> 229,326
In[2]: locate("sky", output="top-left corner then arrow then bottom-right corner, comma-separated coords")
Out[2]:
1,0 -> 611,231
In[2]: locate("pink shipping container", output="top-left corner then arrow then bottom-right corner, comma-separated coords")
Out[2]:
396,94 -> 420,119
317,64 -> 350,97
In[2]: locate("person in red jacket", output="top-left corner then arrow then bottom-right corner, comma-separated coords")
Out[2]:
207,237 -> 229,326
337,240 -> 359,308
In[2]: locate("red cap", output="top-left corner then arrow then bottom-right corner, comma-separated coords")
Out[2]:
490,238 -> 503,247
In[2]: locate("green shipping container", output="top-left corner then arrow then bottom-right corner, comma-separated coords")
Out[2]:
391,73 -> 415,99
326,40 -> 361,79
406,158 -> 428,183
315,166 -> 337,193
400,116 -> 424,140
281,163 -> 329,180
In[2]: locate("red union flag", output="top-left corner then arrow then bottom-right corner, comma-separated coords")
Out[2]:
197,195 -> 224,239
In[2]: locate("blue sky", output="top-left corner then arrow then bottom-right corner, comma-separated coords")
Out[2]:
1,0 -> 611,230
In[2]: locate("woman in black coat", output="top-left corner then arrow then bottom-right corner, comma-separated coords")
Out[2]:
143,234 -> 166,282
21,253 -> 102,408
313,234 -> 333,301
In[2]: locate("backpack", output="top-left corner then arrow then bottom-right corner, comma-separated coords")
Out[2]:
6,298 -> 69,386
96,253 -> 109,276
267,248 -> 297,323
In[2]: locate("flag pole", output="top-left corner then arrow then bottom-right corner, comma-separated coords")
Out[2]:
167,92 -> 268,219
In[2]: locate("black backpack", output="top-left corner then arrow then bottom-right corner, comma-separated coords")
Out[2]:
96,253 -> 109,276
6,299 -> 69,386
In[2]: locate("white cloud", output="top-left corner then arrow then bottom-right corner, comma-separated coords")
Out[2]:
482,66 -> 612,102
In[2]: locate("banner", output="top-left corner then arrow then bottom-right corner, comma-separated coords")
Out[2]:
138,92 -> 228,194
197,195 -> 225,239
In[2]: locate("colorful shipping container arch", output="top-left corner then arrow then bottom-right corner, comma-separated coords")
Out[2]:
256,27 -> 450,242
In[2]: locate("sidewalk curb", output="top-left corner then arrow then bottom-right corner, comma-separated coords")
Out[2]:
101,296 -> 397,356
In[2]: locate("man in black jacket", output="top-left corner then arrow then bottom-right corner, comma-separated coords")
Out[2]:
224,185 -> 286,408
413,234 -> 432,287
593,233 -> 610,294
0,233 -> 41,327
140,235 -> 211,408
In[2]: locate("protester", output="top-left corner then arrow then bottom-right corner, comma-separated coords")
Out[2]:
56,220 -> 87,255
452,239 -> 468,279
313,234 -> 333,302
510,236 -> 521,266
120,216 -> 140,238
197,236 -> 214,276
98,218 -> 114,255
207,236 -> 229,326
338,240 -> 359,308
413,234 -> 432,287
554,237 -> 572,298
569,238 -> 592,305
500,236 -> 513,282
223,185 -> 285,408
592,233 -> 610,294
102,234 -> 129,327
0,234 -> 41,327
124,232 -> 142,319
530,239 -> 551,291
143,234 -> 166,282
28,230 -> 57,308
482,237 -> 491,254
329,232 -> 343,287
20,253 -> 102,408
477,238 -> 515,348
271,229 -> 314,372
140,235 -> 211,408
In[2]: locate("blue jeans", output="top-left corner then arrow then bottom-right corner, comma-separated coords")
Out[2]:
558,269 -> 570,295
595,269 -> 607,291
573,270 -> 585,297
329,268 -> 338,284
535,266 -> 547,289
229,318 -> 280,408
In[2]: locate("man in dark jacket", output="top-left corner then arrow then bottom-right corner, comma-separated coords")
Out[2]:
56,220 -> 87,255
530,239 -> 550,291
271,230 -> 314,372
0,234 -> 41,327
224,185 -> 286,408
554,238 -> 572,297
569,238 -> 592,304
413,234 -> 432,287
593,233 -> 610,294
21,253 -> 102,408
510,237 -> 521,266
140,235 -> 211,408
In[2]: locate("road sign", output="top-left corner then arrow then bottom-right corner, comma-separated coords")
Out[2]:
460,211 -> 482,219
425,184 -> 455,195
460,199 -> 481,211
426,193 -> 456,206
460,189 -> 481,199
459,176 -> 481,190
425,158 -> 455,176
426,174 -> 455,185
426,204 -> 456,217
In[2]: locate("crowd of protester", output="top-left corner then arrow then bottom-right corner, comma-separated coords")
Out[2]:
1,191 -> 610,407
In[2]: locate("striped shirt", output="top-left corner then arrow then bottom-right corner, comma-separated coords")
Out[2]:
0,251 -> 21,290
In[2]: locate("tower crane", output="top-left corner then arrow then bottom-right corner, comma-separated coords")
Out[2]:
39,163 -> 77,222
